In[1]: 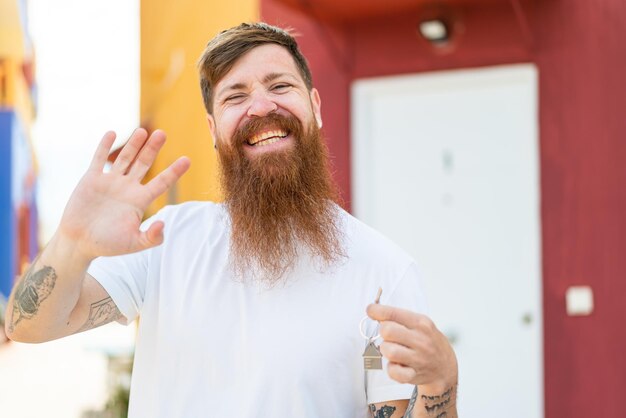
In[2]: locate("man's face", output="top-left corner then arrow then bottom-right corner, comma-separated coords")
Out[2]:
205,43 -> 342,284
207,43 -> 322,158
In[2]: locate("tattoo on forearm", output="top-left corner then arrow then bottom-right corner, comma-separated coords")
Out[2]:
402,387 -> 418,418
370,404 -> 397,418
422,386 -> 456,417
76,297 -> 122,332
9,261 -> 57,332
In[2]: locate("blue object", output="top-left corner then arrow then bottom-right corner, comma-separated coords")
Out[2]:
0,110 -> 17,298
0,110 -> 36,299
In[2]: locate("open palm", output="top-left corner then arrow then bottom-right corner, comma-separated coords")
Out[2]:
59,129 -> 190,259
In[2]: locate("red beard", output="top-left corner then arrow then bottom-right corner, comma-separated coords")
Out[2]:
217,113 -> 344,285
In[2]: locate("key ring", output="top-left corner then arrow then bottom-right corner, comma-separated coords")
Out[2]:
361,287 -> 384,371
360,287 -> 383,341
359,316 -> 380,342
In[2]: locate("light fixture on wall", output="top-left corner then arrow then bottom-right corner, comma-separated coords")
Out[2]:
419,18 -> 450,45
416,1 -> 462,52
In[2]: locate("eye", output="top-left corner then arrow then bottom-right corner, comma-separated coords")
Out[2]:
271,83 -> 291,92
224,94 -> 246,104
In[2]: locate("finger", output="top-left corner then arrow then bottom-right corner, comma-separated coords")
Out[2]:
144,156 -> 191,201
143,221 -> 165,247
130,221 -> 165,252
127,129 -> 167,181
110,128 -> 148,174
387,362 -> 417,385
380,320 -> 416,348
380,341 -> 417,366
367,304 -> 427,329
89,131 -> 117,172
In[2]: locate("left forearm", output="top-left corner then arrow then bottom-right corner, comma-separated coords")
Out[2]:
369,385 -> 457,418
406,385 -> 457,418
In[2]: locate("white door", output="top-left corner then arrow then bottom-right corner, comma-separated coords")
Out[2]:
352,64 -> 542,418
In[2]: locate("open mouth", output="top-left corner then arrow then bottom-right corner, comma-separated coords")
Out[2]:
247,129 -> 289,147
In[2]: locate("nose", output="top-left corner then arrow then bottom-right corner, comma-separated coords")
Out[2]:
247,92 -> 278,118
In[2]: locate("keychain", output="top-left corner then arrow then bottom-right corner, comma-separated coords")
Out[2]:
360,287 -> 383,370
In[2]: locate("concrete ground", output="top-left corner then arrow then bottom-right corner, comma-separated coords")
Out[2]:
0,323 -> 135,418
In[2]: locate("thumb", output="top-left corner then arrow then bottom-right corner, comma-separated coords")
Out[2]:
140,221 -> 165,249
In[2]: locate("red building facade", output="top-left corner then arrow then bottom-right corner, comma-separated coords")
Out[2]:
261,0 -> 626,416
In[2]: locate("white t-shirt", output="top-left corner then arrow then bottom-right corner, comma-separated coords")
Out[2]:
88,201 -> 428,418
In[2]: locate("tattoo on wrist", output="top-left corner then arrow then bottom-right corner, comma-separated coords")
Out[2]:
76,297 -> 122,332
370,404 -> 397,418
421,386 -> 456,418
9,261 -> 57,332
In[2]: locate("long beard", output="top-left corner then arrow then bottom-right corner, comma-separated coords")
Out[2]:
217,113 -> 345,285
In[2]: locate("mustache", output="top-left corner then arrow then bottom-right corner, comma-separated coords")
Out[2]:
232,113 -> 302,146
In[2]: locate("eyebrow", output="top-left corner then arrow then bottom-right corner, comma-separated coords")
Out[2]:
216,72 -> 300,102
263,72 -> 299,84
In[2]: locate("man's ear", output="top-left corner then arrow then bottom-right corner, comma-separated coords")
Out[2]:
310,88 -> 323,129
206,113 -> 217,147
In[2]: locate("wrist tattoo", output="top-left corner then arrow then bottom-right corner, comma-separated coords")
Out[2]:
9,261 -> 57,332
370,404 -> 397,418
422,386 -> 456,418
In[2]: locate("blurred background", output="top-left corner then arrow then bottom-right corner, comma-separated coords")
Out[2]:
0,0 -> 624,417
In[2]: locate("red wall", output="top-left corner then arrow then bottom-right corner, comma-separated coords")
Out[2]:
534,1 -> 626,417
262,0 -> 626,416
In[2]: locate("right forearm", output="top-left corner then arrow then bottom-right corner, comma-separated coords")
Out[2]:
4,128 -> 188,342
4,232 -> 94,343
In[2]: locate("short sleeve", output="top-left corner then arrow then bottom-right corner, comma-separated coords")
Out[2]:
365,262 -> 429,404
87,250 -> 150,325
86,213 -> 164,324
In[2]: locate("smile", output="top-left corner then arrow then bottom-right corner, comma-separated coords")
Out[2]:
247,129 -> 288,146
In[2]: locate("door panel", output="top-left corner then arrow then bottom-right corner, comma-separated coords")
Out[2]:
352,64 -> 542,418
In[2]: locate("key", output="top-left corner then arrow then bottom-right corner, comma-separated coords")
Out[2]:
362,287 -> 383,370
363,341 -> 383,370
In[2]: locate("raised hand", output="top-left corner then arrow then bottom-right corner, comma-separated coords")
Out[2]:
58,128 -> 190,259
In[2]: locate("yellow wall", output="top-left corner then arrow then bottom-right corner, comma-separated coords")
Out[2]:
0,0 -> 25,59
141,0 -> 258,214
0,0 -> 36,170
0,0 -> 34,123
0,59 -> 35,126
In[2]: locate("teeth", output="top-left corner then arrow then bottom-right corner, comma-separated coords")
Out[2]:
254,136 -> 282,146
249,129 -> 287,145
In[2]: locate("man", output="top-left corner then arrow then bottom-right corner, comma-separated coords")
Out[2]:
5,22 -> 458,417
